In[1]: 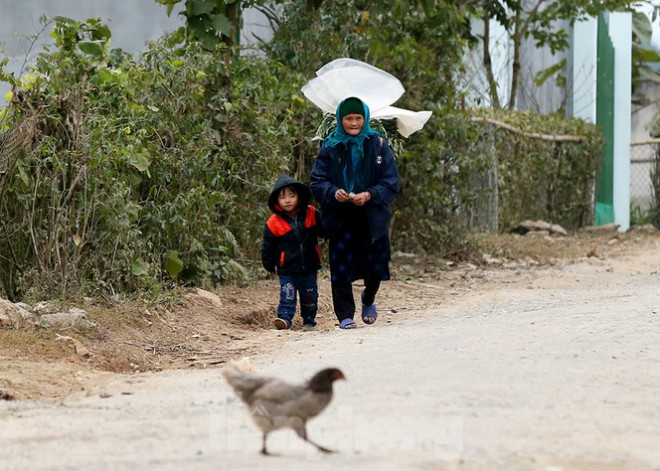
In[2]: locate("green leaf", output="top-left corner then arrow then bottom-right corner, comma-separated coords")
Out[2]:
128,150 -> 151,175
17,164 -> 29,186
93,24 -> 112,41
78,40 -> 105,57
189,0 -> 214,16
637,66 -> 660,84
131,258 -> 150,277
188,16 -> 221,49
212,245 -> 230,255
210,14 -> 232,37
534,59 -> 566,87
165,250 -> 184,277
188,15 -> 213,34
634,47 -> 660,64
53,16 -> 78,26
94,68 -> 114,84
167,26 -> 187,45
155,0 -> 181,16
633,11 -> 653,45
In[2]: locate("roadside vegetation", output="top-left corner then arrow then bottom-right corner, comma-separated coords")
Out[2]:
0,1 -> 644,303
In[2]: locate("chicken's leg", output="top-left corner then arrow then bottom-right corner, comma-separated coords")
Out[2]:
260,433 -> 271,456
296,426 -> 335,454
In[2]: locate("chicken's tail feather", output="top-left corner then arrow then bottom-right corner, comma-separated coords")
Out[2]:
228,356 -> 254,372
222,357 -> 268,398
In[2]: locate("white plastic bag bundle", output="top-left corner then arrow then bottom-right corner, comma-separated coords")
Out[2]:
301,58 -> 432,138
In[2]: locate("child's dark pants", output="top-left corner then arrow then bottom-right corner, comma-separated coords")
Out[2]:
277,273 -> 318,326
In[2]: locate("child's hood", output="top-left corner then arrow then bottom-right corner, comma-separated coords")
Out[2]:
268,174 -> 312,213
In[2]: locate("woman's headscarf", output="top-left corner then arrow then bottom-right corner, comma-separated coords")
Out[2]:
324,97 -> 380,193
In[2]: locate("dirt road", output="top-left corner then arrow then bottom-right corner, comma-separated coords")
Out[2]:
2,237 -> 660,470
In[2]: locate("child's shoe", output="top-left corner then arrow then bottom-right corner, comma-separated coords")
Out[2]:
272,318 -> 290,330
300,324 -> 315,332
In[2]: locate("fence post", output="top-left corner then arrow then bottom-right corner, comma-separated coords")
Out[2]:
595,12 -> 615,226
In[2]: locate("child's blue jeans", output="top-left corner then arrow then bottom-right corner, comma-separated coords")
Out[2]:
277,273 -> 318,327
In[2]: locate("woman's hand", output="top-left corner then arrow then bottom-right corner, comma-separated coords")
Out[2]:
350,191 -> 371,206
335,189 -> 351,202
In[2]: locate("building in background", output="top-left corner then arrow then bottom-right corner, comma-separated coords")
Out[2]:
464,10 -> 632,231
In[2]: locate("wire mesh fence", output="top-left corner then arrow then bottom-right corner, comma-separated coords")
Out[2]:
630,140 -> 659,215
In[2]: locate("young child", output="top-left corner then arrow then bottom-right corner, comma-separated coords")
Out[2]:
261,174 -> 323,331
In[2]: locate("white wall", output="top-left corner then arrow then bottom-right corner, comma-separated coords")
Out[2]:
462,16 -> 512,108
516,19 -> 572,114
576,13 -> 632,230
0,0 -> 183,102
610,12 -> 632,231
0,1 -> 271,103
570,18 -> 597,123
240,6 -> 274,50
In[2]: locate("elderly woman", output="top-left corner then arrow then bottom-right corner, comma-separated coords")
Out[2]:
310,96 -> 399,330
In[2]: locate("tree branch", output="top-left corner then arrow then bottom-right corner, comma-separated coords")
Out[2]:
471,116 -> 588,141
482,12 -> 501,109
509,0 -> 546,109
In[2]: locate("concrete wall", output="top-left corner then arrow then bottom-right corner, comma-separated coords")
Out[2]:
0,0 -> 182,101
516,19 -> 572,114
462,17 -> 512,108
0,0 -> 272,102
610,12 -> 632,231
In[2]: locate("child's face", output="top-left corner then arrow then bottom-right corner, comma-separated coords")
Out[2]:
277,187 -> 299,213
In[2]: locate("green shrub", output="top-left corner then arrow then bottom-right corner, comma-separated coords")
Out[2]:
472,109 -> 603,231
0,16 -> 604,301
0,18 -> 314,300
392,108 -> 603,256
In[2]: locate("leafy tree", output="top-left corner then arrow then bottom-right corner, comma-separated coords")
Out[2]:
632,8 -> 660,107
263,1 -> 470,105
0,7 -> 608,300
155,0 -> 242,50
0,16 -> 307,300
465,0 -> 645,110
257,0 -> 473,202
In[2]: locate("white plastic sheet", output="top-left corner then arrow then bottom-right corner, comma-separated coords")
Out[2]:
301,58 -> 432,138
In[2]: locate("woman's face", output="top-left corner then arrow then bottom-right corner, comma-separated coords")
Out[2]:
341,113 -> 365,136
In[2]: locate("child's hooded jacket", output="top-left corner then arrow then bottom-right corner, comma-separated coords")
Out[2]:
261,174 -> 323,275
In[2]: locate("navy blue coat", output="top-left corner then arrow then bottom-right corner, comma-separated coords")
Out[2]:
310,135 -> 399,241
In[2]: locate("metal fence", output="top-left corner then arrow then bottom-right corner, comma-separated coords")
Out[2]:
630,140 -> 659,214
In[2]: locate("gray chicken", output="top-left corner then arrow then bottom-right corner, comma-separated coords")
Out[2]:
222,361 -> 345,455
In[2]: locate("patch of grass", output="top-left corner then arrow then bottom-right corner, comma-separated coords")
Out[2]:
467,232 -> 612,264
0,329 -> 71,359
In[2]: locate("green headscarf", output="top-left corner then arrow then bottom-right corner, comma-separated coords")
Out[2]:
324,97 -> 380,193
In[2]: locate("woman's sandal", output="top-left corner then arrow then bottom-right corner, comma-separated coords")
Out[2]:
339,318 -> 357,330
361,303 -> 378,325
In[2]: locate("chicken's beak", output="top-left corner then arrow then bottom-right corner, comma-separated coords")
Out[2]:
334,370 -> 346,381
